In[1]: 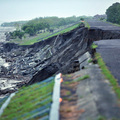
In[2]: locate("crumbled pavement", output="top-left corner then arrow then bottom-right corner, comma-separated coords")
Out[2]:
60,71 -> 87,120
60,63 -> 120,120
94,39 -> 120,85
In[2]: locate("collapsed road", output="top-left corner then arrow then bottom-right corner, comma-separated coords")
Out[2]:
0,24 -> 91,97
0,20 -> 120,120
95,39 -> 120,85
0,21 -> 120,97
87,19 -> 120,30
87,19 -> 120,85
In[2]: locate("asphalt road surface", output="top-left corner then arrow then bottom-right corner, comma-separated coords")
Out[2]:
94,39 -> 120,85
87,19 -> 120,30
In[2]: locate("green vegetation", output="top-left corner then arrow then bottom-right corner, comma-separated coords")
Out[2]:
11,31 -> 50,45
9,30 -> 24,39
1,21 -> 27,27
66,91 -> 71,96
91,43 -> 98,49
80,18 -> 84,21
22,22 -> 49,36
76,75 -> 90,81
18,22 -> 81,45
107,22 -> 120,27
106,2 -> 120,24
88,59 -> 93,63
43,23 -> 80,38
63,74 -> 73,78
10,22 -> 49,40
100,19 -> 107,22
97,116 -> 106,120
7,16 -> 92,45
95,53 -> 120,99
101,18 -> 120,27
84,21 -> 90,29
64,75 -> 90,85
1,16 -> 92,28
8,16 -> 81,39
0,79 -> 54,120
62,97 -> 74,101
25,16 -> 80,29
100,18 -> 106,21
97,116 -> 119,120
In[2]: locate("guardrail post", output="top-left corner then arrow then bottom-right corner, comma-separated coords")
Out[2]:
50,73 -> 62,120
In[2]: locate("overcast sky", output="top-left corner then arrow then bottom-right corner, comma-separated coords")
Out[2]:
0,0 -> 120,22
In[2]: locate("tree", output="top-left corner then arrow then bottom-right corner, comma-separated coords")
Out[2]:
10,30 -> 24,39
80,18 -> 84,21
21,21 -> 50,36
25,27 -> 35,36
106,2 -> 120,24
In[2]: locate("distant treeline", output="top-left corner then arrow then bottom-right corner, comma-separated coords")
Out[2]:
6,16 -> 92,39
1,21 -> 28,27
106,2 -> 120,24
1,16 -> 91,27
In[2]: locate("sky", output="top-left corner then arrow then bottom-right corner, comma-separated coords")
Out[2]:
0,0 -> 120,23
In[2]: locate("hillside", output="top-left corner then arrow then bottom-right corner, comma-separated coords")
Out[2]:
0,20 -> 120,119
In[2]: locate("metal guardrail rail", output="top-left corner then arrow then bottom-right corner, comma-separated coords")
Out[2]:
0,74 -> 62,120
0,93 -> 16,116
49,73 -> 62,120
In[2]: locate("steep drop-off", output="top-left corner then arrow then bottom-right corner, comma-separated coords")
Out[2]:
0,24 -> 120,89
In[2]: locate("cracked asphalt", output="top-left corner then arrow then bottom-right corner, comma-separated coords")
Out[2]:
76,64 -> 120,120
95,39 -> 120,85
87,19 -> 120,30
87,20 -> 120,85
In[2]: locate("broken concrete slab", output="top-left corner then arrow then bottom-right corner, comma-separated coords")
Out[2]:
77,64 -> 120,120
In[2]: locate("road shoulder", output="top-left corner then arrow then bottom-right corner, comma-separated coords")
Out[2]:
60,63 -> 120,120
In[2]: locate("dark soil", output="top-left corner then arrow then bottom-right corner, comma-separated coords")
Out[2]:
60,73 -> 85,120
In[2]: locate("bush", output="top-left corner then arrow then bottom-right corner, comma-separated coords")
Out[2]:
106,2 -> 120,24
10,30 -> 24,39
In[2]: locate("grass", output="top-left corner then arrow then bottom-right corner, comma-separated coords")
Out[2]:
100,19 -> 120,27
88,59 -> 93,63
91,43 -> 98,49
63,74 -> 73,78
95,53 -> 120,99
11,22 -> 81,45
84,21 -> 90,29
110,23 -> 120,27
99,18 -> 120,28
97,116 -> 106,120
66,91 -> 71,96
62,97 -> 74,101
76,75 -> 90,81
64,75 -> 90,85
97,115 -> 119,120
10,32 -> 50,45
39,23 -> 81,39
20,32 -> 50,45
0,79 -> 54,120
105,21 -> 120,27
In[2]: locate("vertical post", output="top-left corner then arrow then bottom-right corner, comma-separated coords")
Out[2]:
50,73 -> 62,120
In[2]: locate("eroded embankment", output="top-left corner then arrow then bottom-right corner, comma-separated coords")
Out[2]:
0,25 -> 90,85
0,25 -> 120,95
